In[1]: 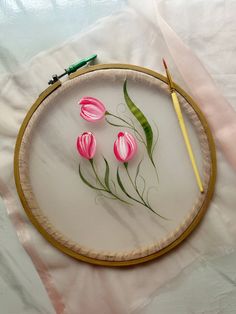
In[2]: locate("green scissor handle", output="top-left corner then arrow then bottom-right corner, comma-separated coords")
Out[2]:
66,54 -> 97,74
48,54 -> 97,85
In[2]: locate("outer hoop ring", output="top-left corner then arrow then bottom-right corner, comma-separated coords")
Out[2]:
14,63 -> 217,266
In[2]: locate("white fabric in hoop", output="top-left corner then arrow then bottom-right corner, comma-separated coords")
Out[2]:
18,68 -> 211,261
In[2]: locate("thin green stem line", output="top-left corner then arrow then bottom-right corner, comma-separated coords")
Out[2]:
106,111 -> 145,143
89,159 -> 130,205
89,159 -> 106,188
124,163 -> 149,207
123,163 -> 166,219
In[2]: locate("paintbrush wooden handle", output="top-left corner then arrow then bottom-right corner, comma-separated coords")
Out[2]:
171,92 -> 204,193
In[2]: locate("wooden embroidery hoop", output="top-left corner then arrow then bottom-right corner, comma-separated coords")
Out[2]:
14,63 -> 217,266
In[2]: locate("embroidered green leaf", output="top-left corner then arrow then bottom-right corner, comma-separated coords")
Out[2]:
123,80 -> 153,157
79,164 -> 104,191
103,157 -> 110,189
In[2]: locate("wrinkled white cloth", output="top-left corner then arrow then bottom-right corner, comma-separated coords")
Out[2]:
1,1 -> 236,313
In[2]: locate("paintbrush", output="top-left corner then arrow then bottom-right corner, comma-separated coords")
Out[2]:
163,59 -> 204,193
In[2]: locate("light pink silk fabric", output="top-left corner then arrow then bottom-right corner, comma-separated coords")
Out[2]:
0,179 -> 66,313
132,0 -> 236,172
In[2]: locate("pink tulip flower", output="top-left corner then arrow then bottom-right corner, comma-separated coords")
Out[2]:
79,96 -> 106,122
114,132 -> 137,163
77,132 -> 96,160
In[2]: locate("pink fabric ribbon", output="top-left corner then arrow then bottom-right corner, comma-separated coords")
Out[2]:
152,0 -> 236,170
0,179 -> 66,314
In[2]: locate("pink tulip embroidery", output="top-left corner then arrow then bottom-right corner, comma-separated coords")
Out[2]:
77,132 -> 130,205
76,81 -> 166,219
79,96 -> 106,122
113,132 -> 164,218
78,81 -> 158,182
77,132 -> 96,160
114,132 -> 137,163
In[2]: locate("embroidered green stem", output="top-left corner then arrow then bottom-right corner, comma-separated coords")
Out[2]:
116,166 -> 147,208
88,159 -> 130,205
124,163 -> 149,206
105,112 -> 146,144
115,163 -> 166,218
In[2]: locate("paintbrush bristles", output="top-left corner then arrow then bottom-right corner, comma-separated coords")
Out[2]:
162,58 -> 174,91
162,58 -> 168,70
